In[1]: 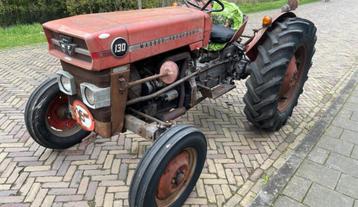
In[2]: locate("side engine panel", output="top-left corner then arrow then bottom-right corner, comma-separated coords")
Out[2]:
128,51 -> 193,121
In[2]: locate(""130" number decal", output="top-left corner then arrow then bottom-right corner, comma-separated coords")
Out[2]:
111,37 -> 128,57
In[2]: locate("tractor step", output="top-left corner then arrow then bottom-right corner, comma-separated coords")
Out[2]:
198,84 -> 236,99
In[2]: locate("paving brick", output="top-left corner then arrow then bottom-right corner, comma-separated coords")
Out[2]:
0,204 -> 29,207
332,118 -> 358,132
42,182 -> 69,188
0,196 -> 25,204
341,129 -> 358,145
107,186 -> 129,193
296,160 -> 340,189
31,188 -> 48,207
326,153 -> 358,178
24,166 -> 51,172
103,193 -> 114,207
48,188 -> 77,195
63,202 -> 89,207
94,186 -> 106,207
55,195 -> 84,202
19,177 -> 35,196
70,170 -> 83,187
41,196 -> 56,207
84,181 -> 98,200
336,174 -> 358,199
274,195 -> 305,207
0,184 -> 11,190
78,177 -> 90,194
304,183 -> 353,207
318,137 -> 353,156
36,176 -> 62,183
0,190 -> 18,196
282,176 -> 312,202
223,194 -> 242,207
24,182 -> 40,202
323,126 -> 344,139
63,166 -> 76,182
308,147 -> 329,164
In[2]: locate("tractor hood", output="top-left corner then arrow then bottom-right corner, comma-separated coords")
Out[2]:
43,7 -> 211,71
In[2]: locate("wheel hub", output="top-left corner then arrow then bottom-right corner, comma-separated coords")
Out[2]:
155,148 -> 198,207
46,94 -> 77,131
173,170 -> 185,185
157,151 -> 191,200
281,56 -> 298,96
277,47 -> 305,112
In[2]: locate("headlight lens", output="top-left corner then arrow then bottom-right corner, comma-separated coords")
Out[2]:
84,87 -> 95,105
80,82 -> 110,109
56,70 -> 76,95
60,75 -> 72,92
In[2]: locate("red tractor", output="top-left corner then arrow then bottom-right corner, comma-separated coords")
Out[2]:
25,0 -> 316,206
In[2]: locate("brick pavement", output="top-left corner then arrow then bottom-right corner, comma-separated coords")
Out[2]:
250,70 -> 358,207
0,0 -> 357,206
260,72 -> 358,207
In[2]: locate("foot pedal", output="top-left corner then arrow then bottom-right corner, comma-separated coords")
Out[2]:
198,84 -> 236,99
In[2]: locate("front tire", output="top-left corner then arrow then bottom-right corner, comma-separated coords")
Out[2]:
244,17 -> 317,131
129,125 -> 207,207
24,77 -> 90,149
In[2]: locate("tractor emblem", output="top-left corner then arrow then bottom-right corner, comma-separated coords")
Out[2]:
59,36 -> 76,56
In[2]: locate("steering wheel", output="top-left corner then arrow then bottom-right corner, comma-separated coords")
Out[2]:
184,0 -> 225,13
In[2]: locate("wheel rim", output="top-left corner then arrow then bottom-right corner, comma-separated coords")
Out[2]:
156,148 -> 197,207
277,47 -> 306,112
45,93 -> 81,137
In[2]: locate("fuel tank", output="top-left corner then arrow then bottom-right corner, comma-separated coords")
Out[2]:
43,7 -> 212,71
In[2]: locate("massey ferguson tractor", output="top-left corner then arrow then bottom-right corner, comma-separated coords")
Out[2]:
25,0 -> 316,206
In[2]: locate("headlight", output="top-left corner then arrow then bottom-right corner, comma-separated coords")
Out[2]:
56,70 -> 76,95
60,75 -> 72,92
80,83 -> 110,109
84,87 -> 95,105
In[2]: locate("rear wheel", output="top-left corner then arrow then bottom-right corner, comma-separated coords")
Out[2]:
129,125 -> 207,207
25,77 -> 90,149
244,17 -> 317,131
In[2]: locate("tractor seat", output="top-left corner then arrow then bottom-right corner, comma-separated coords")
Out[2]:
210,24 -> 235,44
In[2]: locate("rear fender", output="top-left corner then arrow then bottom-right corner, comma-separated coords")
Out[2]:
245,12 -> 296,61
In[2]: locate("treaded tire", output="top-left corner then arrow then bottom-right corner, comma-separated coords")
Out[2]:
244,17 -> 317,131
129,125 -> 207,207
24,77 -> 90,149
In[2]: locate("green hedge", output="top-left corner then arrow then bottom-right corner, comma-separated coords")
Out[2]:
0,0 -> 177,27
4,0 -> 277,27
65,0 -> 137,16
0,0 -> 67,26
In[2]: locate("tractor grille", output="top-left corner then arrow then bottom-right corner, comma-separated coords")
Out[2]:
48,30 -> 92,63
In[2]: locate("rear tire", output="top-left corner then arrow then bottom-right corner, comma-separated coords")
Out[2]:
244,17 -> 317,131
129,125 -> 207,207
25,77 -> 90,149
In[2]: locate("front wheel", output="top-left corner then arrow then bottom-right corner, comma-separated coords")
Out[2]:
129,125 -> 207,207
24,77 -> 90,149
244,17 -> 317,131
